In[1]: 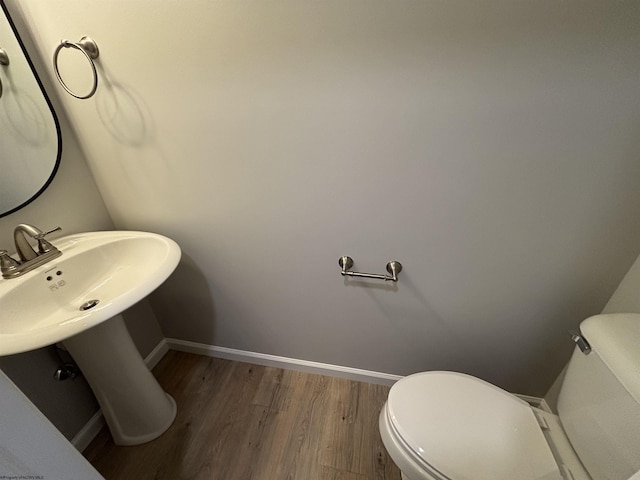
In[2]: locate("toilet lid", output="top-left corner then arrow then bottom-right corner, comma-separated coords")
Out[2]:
387,371 -> 563,480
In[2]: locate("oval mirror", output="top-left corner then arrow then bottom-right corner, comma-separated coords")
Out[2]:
0,2 -> 61,218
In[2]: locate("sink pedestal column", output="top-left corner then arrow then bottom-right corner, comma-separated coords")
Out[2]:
64,314 -> 176,446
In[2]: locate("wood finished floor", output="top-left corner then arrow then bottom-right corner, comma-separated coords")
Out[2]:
83,351 -> 402,480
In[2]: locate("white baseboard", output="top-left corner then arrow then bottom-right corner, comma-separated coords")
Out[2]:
72,339 -> 170,452
71,410 -> 105,453
166,338 -> 403,386
144,338 -> 170,370
537,398 -> 552,413
515,393 -> 547,409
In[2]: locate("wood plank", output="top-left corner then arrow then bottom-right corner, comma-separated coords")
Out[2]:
321,465 -> 368,480
252,366 -> 304,412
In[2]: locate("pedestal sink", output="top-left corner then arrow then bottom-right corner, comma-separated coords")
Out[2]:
0,230 -> 181,445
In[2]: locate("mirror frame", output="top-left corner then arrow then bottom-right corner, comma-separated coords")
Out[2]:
0,0 -> 61,219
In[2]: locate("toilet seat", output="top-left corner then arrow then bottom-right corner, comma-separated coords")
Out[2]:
382,371 -> 564,480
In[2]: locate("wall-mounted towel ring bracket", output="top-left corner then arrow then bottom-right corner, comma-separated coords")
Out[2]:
0,47 -> 8,99
338,256 -> 402,282
53,36 -> 99,99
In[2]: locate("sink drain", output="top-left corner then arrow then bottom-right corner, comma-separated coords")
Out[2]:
80,299 -> 100,311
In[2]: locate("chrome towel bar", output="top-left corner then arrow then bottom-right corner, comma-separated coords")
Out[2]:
338,256 -> 402,282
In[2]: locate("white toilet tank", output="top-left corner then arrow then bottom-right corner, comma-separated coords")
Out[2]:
557,313 -> 640,480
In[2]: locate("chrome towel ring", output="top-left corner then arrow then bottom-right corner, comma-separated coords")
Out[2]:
53,36 -> 99,99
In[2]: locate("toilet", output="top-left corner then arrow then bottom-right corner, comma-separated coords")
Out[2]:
379,313 -> 640,480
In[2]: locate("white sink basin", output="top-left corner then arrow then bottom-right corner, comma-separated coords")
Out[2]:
0,229 -> 182,446
0,230 -> 180,356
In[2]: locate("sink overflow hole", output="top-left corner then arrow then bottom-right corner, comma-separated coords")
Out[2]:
80,299 -> 100,311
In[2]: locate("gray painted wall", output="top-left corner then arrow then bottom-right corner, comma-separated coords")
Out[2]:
602,254 -> 640,315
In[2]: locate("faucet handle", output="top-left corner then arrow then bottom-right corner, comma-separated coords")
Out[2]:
0,250 -> 21,278
34,226 -> 62,240
34,226 -> 62,254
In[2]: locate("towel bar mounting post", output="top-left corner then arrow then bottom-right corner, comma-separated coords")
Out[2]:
0,47 -> 8,100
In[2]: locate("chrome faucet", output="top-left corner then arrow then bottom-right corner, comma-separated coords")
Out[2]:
0,224 -> 62,279
14,224 -> 61,261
